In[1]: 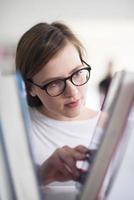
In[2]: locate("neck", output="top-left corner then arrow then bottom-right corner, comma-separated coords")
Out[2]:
37,106 -> 98,121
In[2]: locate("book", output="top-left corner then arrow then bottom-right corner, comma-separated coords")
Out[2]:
106,107 -> 134,200
78,70 -> 134,200
0,71 -> 42,200
0,123 -> 16,200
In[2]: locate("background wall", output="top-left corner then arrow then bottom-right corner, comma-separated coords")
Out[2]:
0,0 -> 134,108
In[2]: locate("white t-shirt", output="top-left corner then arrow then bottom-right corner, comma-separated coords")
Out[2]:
28,107 -> 102,199
29,107 -> 101,165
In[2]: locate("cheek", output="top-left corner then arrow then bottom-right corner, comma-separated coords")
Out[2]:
37,91 -> 61,108
79,85 -> 88,98
78,85 -> 88,106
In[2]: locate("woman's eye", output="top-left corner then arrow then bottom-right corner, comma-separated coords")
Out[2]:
74,70 -> 83,77
49,82 -> 58,88
48,80 -> 62,88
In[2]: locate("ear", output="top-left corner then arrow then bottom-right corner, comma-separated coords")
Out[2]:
29,88 -> 37,97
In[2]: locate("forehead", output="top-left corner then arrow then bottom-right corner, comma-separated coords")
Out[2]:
32,42 -> 81,82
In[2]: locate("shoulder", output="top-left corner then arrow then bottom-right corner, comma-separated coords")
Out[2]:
85,107 -> 100,119
28,106 -> 44,121
28,106 -> 36,118
85,108 -> 107,128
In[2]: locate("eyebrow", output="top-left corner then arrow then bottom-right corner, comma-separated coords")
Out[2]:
40,64 -> 83,85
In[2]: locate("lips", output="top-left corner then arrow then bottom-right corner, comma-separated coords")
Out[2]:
65,99 -> 80,108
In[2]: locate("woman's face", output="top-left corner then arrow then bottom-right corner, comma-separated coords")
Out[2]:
31,42 -> 89,120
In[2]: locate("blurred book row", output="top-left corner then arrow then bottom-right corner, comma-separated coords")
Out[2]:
0,45 -> 16,73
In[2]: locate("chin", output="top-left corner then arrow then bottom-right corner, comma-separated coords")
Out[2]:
65,109 -> 81,119
62,102 -> 84,120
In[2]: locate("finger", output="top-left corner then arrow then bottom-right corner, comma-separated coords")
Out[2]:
59,167 -> 79,181
58,148 -> 81,179
59,146 -> 87,162
62,162 -> 80,181
54,165 -> 74,182
74,145 -> 89,153
59,155 -> 74,173
73,151 -> 87,161
51,153 -> 75,181
63,162 -> 80,181
58,153 -> 77,175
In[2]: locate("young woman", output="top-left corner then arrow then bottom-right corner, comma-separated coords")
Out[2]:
15,22 -> 101,186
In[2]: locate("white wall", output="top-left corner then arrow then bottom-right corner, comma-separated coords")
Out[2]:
0,0 -> 134,84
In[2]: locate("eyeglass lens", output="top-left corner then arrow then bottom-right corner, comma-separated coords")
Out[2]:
46,68 -> 90,96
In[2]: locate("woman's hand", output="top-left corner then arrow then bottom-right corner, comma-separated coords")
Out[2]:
39,145 -> 89,185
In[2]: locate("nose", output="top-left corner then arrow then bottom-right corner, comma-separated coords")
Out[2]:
64,80 -> 79,97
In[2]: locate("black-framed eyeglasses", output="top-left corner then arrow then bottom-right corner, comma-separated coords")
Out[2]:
27,60 -> 91,97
